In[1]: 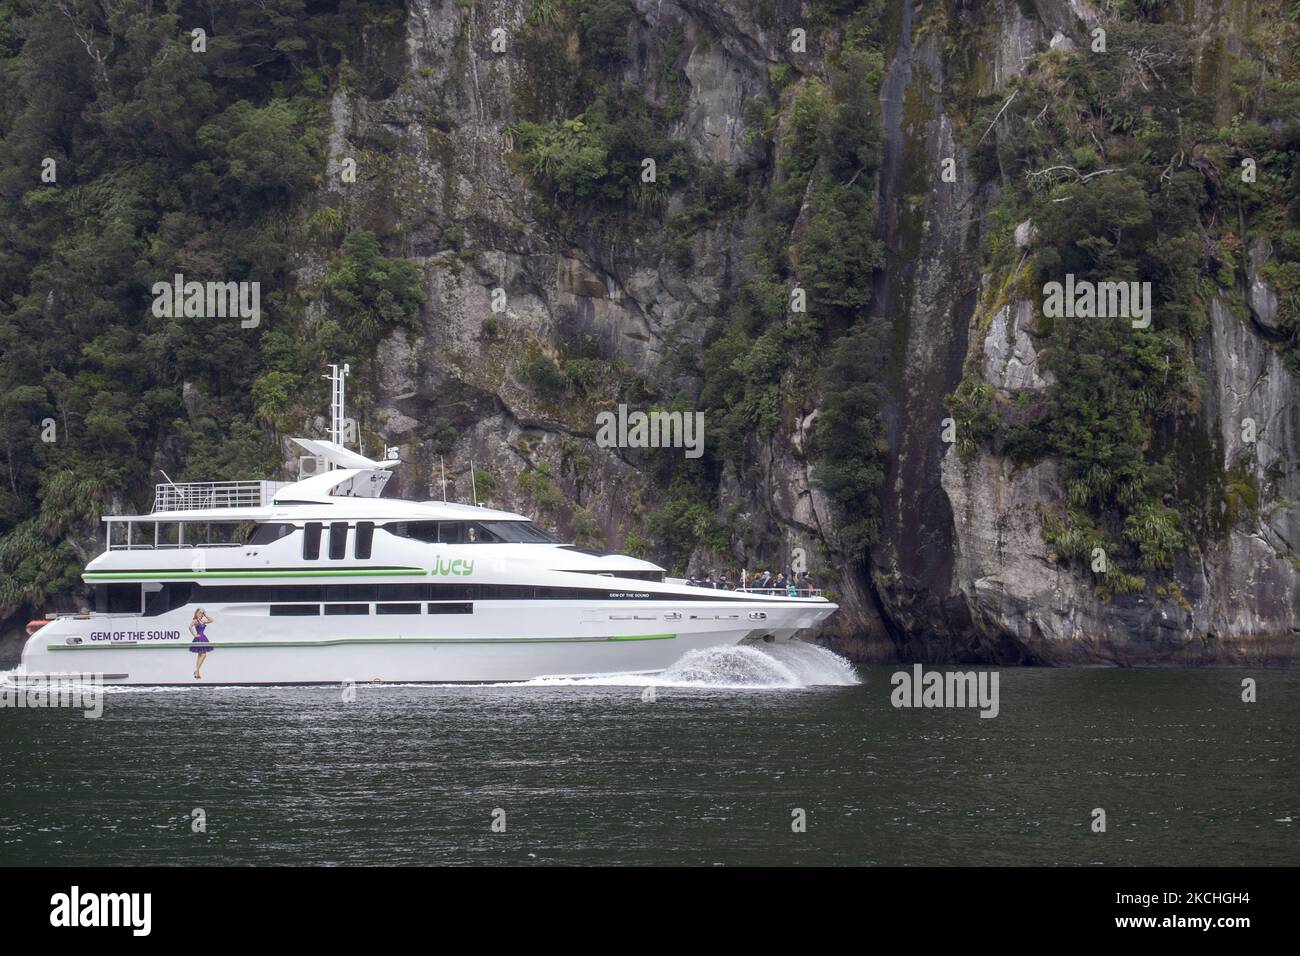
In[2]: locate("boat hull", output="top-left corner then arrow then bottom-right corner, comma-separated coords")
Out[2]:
19,600 -> 836,685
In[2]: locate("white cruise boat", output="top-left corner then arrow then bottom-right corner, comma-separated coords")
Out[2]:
20,366 -> 837,685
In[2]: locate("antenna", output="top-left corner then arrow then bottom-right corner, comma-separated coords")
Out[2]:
440,456 -> 448,503
323,363 -> 351,464
470,459 -> 478,507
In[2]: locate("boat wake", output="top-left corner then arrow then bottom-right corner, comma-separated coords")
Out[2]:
523,641 -> 860,690
0,641 -> 860,692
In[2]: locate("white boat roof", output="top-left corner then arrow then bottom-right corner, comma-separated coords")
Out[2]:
290,437 -> 398,471
111,498 -> 531,523
113,432 -> 532,523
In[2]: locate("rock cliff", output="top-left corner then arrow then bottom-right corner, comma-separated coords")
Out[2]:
301,0 -> 1300,664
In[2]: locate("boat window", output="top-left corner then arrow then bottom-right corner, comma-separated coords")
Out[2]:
94,584 -> 142,614
324,584 -> 375,602
249,523 -> 295,546
560,569 -> 665,583
270,604 -> 320,616
193,584 -> 430,603
144,583 -> 195,617
428,584 -> 475,600
477,521 -> 559,543
328,521 -> 348,560
355,522 -> 374,559
376,603 -> 421,615
302,522 -> 322,560
177,581 -> 764,604
323,603 -> 368,615
380,521 -> 476,544
201,522 -> 250,545
427,602 -> 473,615
381,521 -> 441,543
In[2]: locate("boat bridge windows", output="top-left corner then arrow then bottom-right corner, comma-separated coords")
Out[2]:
379,520 -> 559,545
328,522 -> 348,560
302,522 -> 322,560
248,523 -> 295,545
355,522 -> 374,559
106,517 -> 560,559
144,581 -> 195,616
105,518 -> 256,551
477,521 -> 559,543
296,520 -> 375,560
94,583 -> 145,614
562,569 -> 664,583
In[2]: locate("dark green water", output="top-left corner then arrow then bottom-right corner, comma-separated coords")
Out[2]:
2,657 -> 1296,866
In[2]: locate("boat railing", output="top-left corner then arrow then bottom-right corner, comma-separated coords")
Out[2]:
152,480 -> 288,512
691,585 -> 826,598
105,538 -> 247,551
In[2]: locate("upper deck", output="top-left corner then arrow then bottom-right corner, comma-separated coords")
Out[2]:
153,480 -> 289,513
105,484 -> 536,551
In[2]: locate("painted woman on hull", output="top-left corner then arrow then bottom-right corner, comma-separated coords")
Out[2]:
189,608 -> 213,679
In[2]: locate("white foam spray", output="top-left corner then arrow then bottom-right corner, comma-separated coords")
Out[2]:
523,641 -> 860,689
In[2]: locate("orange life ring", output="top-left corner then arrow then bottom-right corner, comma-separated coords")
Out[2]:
25,619 -> 48,636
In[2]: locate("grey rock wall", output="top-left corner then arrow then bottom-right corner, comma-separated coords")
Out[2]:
296,0 -> 1296,664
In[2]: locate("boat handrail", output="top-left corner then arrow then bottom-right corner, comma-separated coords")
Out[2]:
710,586 -> 826,597
152,480 -> 288,512
105,541 -> 246,551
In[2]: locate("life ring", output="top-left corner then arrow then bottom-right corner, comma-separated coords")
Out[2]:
25,619 -> 48,636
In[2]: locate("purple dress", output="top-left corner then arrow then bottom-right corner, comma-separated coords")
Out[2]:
190,621 -> 212,654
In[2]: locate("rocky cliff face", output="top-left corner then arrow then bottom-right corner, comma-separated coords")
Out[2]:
902,0 -> 1299,664
941,295 -> 1300,665
312,0 -> 1297,664
317,0 -> 838,579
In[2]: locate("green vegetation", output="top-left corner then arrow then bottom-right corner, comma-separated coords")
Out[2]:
509,98 -> 691,215
5,0 -> 1291,620
812,324 -> 889,556
321,231 -> 426,349
508,1 -> 891,567
518,463 -> 567,521
951,7 -> 1300,590
515,350 -> 570,399
644,472 -> 727,574
696,35 -> 888,560
510,1 -> 688,222
0,0 -> 408,616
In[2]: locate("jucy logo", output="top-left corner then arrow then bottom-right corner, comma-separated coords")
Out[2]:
1042,273 -> 1152,329
432,558 -> 474,576
151,273 -> 261,328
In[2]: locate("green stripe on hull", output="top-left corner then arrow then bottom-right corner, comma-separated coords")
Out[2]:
48,634 -> 677,650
